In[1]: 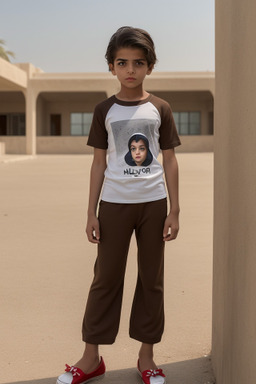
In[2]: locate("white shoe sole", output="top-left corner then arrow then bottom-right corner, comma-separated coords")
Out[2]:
138,373 -> 166,384
56,373 -> 105,384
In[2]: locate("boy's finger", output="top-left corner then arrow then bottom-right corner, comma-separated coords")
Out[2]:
93,228 -> 100,241
169,227 -> 179,240
163,224 -> 170,239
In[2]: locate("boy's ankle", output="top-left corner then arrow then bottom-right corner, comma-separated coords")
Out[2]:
75,355 -> 100,374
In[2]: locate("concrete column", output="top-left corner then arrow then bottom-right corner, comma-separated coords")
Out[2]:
25,86 -> 37,155
212,0 -> 256,383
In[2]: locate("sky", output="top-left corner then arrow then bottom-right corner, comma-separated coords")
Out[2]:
1,0 -> 215,73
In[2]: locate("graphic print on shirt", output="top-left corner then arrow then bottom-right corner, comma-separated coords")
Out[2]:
110,119 -> 159,177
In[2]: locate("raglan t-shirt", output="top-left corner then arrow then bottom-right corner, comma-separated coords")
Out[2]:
87,93 -> 181,204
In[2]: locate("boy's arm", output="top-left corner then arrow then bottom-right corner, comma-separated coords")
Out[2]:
86,148 -> 107,244
162,148 -> 180,241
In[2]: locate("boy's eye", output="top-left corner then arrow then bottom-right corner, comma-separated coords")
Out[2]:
136,61 -> 144,66
117,61 -> 126,66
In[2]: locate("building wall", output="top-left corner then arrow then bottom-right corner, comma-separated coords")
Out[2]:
152,90 -> 213,135
36,94 -> 47,135
36,91 -> 107,136
0,92 -> 25,114
212,1 -> 256,383
0,66 -> 215,154
0,89 -> 214,154
0,136 -> 26,153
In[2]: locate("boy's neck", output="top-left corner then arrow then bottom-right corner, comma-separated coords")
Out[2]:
115,87 -> 150,102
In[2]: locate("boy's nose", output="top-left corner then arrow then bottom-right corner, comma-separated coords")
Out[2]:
127,65 -> 135,74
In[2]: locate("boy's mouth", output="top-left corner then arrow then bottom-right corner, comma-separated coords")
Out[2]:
126,77 -> 136,81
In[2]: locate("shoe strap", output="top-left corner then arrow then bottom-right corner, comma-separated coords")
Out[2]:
65,365 -> 83,377
143,369 -> 165,378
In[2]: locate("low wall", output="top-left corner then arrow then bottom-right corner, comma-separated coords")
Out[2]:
36,137 -> 93,154
0,137 -> 26,154
176,135 -> 213,153
0,135 -> 213,154
0,141 -> 6,155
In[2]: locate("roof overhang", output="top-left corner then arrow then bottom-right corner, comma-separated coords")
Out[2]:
0,58 -> 27,91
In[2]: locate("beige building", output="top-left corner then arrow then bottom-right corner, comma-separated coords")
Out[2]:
0,58 -> 214,155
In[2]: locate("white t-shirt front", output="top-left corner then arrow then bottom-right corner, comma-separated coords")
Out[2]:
87,94 -> 181,204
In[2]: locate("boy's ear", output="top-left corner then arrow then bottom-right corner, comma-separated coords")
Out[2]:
147,64 -> 154,75
109,63 -> 116,75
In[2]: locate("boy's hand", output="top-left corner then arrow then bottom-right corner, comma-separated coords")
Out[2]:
86,215 -> 100,244
163,212 -> 179,241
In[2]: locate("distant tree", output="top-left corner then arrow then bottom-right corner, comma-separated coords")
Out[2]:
0,39 -> 15,62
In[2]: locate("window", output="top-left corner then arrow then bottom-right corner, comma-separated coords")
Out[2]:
0,114 -> 25,135
173,112 -> 201,135
70,113 -> 93,136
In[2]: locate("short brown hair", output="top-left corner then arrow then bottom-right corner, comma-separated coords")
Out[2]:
105,26 -> 157,67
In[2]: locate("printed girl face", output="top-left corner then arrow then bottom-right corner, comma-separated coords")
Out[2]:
130,139 -> 147,166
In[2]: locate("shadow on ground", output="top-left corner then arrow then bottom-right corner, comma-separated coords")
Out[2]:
3,356 -> 215,384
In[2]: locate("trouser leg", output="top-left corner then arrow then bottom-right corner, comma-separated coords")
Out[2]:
82,201 -> 134,344
129,198 -> 167,344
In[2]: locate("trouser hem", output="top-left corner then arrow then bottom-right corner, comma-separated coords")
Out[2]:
82,335 -> 116,345
129,332 -> 163,344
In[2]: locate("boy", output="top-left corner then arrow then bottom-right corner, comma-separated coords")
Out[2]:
57,26 -> 180,384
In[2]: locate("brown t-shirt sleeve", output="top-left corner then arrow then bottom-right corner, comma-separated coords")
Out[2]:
87,100 -> 110,149
152,96 -> 181,150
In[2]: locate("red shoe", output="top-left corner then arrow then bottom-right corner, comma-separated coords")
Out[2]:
56,357 -> 105,384
137,360 -> 166,384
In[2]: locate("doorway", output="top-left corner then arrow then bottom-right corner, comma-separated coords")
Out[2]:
0,115 -> 7,135
50,114 -> 61,135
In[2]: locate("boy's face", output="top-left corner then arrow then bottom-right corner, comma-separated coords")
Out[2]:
109,47 -> 153,89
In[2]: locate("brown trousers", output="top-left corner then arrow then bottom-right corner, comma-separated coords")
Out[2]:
82,198 -> 167,345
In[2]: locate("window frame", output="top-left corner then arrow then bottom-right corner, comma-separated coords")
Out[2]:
173,111 -> 201,135
70,112 -> 93,136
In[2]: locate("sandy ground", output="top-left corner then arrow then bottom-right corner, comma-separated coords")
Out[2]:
0,153 -> 215,384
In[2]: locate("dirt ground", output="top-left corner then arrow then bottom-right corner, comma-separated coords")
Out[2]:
0,153 -> 215,384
